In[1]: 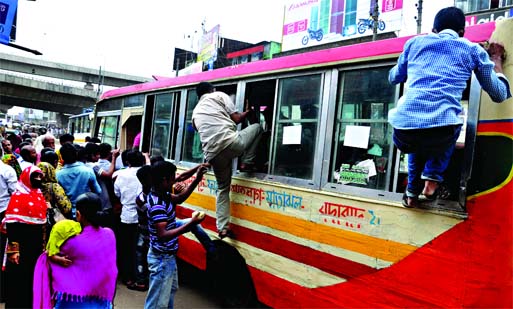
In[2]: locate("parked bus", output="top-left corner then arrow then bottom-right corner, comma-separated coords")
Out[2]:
67,112 -> 94,144
94,20 -> 512,308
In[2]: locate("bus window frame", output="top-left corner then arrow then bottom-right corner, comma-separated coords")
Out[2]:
321,62 -> 403,201
458,73 -> 481,209
149,91 -> 180,159
228,70 -> 327,189
173,89 -> 188,164
95,110 -> 121,148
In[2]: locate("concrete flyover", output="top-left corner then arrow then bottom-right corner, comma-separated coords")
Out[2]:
0,52 -> 152,114
0,72 -> 96,114
0,52 -> 152,87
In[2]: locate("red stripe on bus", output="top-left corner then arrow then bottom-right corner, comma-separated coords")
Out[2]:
177,206 -> 377,280
478,121 -> 513,135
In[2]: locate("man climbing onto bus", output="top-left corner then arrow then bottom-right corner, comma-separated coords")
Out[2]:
192,82 -> 263,238
388,7 -> 511,208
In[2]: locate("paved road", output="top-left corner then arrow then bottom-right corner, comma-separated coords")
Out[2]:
114,260 -> 224,309
0,261 -> 224,309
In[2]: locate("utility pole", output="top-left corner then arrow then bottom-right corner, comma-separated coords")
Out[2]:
372,0 -> 379,41
416,0 -> 423,34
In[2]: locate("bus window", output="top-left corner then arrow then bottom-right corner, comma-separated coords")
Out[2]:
330,67 -> 395,191
151,93 -> 173,158
243,79 -> 277,172
181,90 -> 203,163
181,84 -> 237,164
271,74 -> 322,179
97,116 -> 119,147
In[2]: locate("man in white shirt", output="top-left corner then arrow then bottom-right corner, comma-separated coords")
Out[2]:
192,82 -> 263,239
113,149 -> 143,288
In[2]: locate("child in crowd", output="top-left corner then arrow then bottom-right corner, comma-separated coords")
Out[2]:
144,160 -> 208,309
46,219 -> 82,266
135,162 -> 214,293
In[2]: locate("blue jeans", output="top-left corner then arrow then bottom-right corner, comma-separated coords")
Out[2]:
176,219 -> 215,254
135,230 -> 150,285
393,125 -> 461,197
144,248 -> 178,309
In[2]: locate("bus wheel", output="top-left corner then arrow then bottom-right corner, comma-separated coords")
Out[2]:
206,240 -> 259,308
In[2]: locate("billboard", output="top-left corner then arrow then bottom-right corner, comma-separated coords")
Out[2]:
197,24 -> 220,64
282,0 -> 403,52
465,7 -> 513,27
0,0 -> 17,44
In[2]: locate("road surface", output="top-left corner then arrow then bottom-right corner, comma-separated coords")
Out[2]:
0,260 -> 224,309
114,260 -> 224,308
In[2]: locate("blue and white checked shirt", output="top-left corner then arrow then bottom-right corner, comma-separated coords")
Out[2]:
389,29 -> 511,130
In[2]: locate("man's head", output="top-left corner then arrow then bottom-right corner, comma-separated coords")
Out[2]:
126,149 -> 145,167
59,133 -> 75,145
42,134 -> 56,149
40,148 -> 59,168
1,139 -> 12,154
98,143 -> 112,159
196,82 -> 214,98
20,145 -> 37,163
60,143 -> 78,165
85,142 -> 100,163
136,165 -> 152,194
433,7 -> 466,37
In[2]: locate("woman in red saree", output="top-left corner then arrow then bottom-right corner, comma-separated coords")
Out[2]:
2,165 -> 47,308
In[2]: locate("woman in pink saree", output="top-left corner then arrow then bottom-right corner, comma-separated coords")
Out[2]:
33,192 -> 117,308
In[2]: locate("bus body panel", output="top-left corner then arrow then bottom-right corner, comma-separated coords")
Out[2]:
94,20 -> 512,308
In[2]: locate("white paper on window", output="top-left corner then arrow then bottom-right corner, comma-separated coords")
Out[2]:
282,125 -> 302,145
343,125 -> 370,149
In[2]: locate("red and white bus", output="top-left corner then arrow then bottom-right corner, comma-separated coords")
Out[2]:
94,20 -> 512,308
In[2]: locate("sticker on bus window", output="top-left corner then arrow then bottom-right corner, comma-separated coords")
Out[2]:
339,164 -> 368,185
283,125 -> 302,145
343,125 -> 370,149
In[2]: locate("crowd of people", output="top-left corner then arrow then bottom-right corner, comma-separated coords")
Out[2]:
0,129 -> 213,308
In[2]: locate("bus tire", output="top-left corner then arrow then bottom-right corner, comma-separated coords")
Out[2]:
206,240 -> 259,308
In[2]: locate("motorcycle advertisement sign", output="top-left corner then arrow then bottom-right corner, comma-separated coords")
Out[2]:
281,0 -> 403,52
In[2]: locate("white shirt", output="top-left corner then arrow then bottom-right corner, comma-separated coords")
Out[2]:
192,91 -> 238,162
113,167 -> 141,224
0,162 -> 17,213
18,159 -> 33,172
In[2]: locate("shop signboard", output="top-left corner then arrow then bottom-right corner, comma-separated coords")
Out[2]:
465,7 -> 513,26
197,24 -> 220,63
281,0 -> 403,52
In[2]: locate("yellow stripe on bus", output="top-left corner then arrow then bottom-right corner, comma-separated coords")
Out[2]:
182,232 -> 346,288
186,193 -> 418,263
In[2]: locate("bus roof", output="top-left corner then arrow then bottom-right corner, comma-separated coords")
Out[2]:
100,22 -> 496,101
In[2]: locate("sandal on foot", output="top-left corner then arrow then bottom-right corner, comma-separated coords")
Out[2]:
402,194 -> 418,208
218,228 -> 236,239
127,282 -> 148,291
